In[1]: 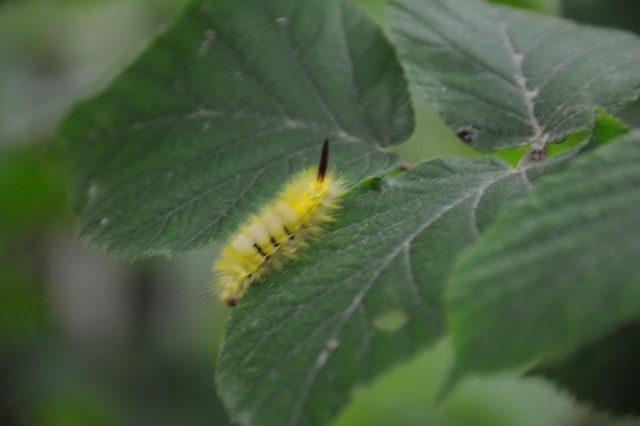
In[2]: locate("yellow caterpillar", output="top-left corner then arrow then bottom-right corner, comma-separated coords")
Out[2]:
213,140 -> 346,307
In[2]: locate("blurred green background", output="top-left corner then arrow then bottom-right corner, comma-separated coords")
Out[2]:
1,0 -> 639,425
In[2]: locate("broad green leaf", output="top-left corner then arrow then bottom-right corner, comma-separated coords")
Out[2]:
534,320 -> 640,415
217,157 -> 557,426
55,0 -> 413,257
581,111 -> 629,152
447,132 -> 640,376
388,0 -> 640,152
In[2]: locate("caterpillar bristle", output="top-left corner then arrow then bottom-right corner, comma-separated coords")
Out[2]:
211,139 -> 346,307
317,138 -> 330,182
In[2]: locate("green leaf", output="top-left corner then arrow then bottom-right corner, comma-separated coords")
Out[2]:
581,111 -> 629,152
388,0 -> 640,152
447,132 -> 640,377
534,320 -> 640,415
55,0 -> 414,257
217,157 -> 553,426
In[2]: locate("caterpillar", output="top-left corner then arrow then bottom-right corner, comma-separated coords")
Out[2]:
212,139 -> 346,307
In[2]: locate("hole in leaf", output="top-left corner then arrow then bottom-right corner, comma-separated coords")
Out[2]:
456,127 -> 476,143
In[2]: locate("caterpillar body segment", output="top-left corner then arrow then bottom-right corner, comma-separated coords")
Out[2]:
213,140 -> 346,307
